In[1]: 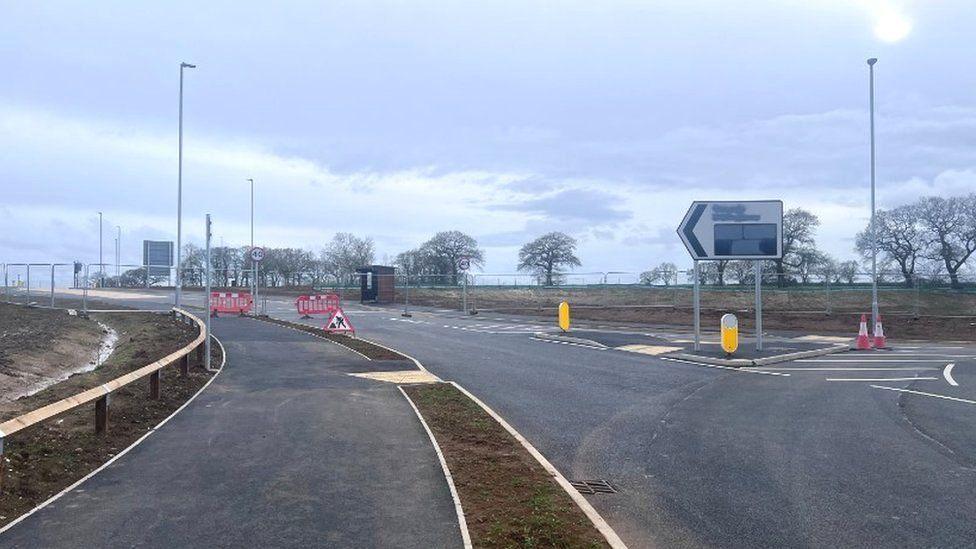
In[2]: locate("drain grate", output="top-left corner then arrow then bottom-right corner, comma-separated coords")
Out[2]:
570,479 -> 617,495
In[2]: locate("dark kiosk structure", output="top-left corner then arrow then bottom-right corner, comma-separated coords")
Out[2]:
356,265 -> 395,304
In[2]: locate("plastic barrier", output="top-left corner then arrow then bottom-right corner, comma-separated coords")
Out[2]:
211,292 -> 253,317
296,294 -> 340,319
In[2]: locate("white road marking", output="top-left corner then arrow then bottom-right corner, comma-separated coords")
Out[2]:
826,377 -> 938,382
795,359 -> 953,363
943,363 -> 958,387
530,337 -> 607,350
766,367 -> 939,371
659,356 -> 790,376
870,384 -> 976,405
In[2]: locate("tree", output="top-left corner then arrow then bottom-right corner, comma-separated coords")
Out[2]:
517,232 -> 581,286
640,262 -> 677,286
835,260 -> 859,285
322,233 -> 375,283
776,208 -> 821,286
419,231 -> 484,285
855,204 -> 925,287
916,194 -> 976,288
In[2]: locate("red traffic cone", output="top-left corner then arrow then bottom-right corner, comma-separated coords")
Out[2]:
873,315 -> 887,349
856,314 -> 872,350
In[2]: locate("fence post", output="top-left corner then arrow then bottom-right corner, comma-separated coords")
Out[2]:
180,354 -> 189,377
149,370 -> 160,399
50,264 -> 56,308
913,277 -> 920,319
95,394 -> 109,434
825,278 -> 831,315
26,264 -> 30,305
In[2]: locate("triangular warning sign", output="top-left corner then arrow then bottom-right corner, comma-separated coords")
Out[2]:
324,307 -> 355,334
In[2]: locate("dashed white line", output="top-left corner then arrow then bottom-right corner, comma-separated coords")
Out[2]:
943,363 -> 958,387
870,384 -> 976,405
766,367 -> 939,371
658,356 -> 790,376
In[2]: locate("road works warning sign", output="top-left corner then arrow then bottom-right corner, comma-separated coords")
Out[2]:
324,308 -> 355,334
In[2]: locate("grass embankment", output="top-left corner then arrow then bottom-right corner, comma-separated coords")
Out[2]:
0,312 -> 220,528
404,383 -> 608,549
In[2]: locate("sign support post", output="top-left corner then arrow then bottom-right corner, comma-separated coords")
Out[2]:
754,261 -> 763,351
205,214 -> 212,371
693,261 -> 701,351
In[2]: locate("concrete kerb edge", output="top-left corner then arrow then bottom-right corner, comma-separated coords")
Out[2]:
397,386 -> 473,549
447,381 -> 629,549
256,314 -> 373,362
666,343 -> 850,367
0,334 -> 227,536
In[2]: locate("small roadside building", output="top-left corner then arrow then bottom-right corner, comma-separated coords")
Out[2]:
356,265 -> 395,304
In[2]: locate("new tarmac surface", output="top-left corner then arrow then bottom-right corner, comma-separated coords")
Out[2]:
0,316 -> 462,548
15,288 -> 976,547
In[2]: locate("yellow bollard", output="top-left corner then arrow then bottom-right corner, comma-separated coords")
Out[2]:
558,301 -> 570,332
721,313 -> 738,355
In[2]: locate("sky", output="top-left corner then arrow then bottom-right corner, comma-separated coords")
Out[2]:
2,0 -> 975,276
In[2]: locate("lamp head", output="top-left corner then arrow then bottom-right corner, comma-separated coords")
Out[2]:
867,58 -> 878,66
181,62 -> 197,69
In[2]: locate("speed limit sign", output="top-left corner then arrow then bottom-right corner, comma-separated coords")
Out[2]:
250,247 -> 265,262
458,257 -> 470,271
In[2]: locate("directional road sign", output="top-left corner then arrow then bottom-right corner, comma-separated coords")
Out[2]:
678,200 -> 783,260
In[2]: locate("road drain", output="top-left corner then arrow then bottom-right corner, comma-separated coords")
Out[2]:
570,479 -> 617,495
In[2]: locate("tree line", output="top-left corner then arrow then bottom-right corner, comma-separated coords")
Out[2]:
642,193 -> 976,288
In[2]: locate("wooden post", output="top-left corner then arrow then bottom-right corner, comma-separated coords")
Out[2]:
180,354 -> 189,377
95,395 -> 109,434
149,370 -> 160,399
0,437 -> 5,492
196,343 -> 204,365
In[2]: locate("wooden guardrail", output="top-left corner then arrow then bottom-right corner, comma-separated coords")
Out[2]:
0,308 -> 207,489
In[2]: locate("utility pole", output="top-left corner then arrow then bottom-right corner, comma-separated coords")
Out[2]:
98,211 -> 103,287
248,178 -> 255,302
205,214 -> 212,371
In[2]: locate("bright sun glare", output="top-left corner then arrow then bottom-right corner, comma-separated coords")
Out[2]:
874,8 -> 913,42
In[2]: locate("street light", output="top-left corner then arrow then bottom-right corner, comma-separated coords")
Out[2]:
248,178 -> 255,302
175,61 -> 196,308
98,211 -> 103,287
867,57 -> 879,334
116,225 -> 121,279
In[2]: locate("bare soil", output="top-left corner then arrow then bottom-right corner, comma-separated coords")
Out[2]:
255,315 -> 407,360
404,383 -> 607,549
0,304 -> 104,403
0,312 -> 219,527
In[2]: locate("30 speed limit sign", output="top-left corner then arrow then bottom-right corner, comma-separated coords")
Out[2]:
457,257 -> 470,271
250,247 -> 265,262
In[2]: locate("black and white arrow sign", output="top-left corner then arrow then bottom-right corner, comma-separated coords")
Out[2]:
677,200 -> 783,260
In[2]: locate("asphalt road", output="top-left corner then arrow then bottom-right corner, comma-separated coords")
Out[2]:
1,315 -> 462,548
23,288 -> 976,547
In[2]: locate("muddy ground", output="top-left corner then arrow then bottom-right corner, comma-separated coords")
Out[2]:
0,309 -> 218,528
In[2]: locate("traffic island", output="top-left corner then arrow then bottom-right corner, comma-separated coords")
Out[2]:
403,383 -> 613,548
538,329 -> 848,366
252,315 -> 407,360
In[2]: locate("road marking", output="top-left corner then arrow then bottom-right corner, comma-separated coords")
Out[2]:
529,336 -> 607,350
943,363 -> 958,386
766,367 -> 938,371
826,377 -> 938,382
659,356 -> 790,376
870,385 -> 976,406
795,359 -> 952,363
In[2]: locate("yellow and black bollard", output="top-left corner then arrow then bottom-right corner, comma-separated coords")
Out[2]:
721,313 -> 739,356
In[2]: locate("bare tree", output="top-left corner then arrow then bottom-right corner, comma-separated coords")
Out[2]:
916,195 -> 976,288
777,208 -> 821,286
855,204 -> 925,287
640,262 -> 677,286
419,230 -> 485,285
517,232 -> 581,285
322,233 -> 375,283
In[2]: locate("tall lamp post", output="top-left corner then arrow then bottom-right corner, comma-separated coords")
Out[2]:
116,225 -> 121,279
175,61 -> 196,308
867,57 -> 879,333
248,178 -> 255,301
98,211 -> 103,287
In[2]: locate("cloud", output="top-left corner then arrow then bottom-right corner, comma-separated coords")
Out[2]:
489,188 -> 631,223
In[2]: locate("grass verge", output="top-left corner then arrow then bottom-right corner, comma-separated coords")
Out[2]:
404,383 -> 608,549
0,313 -> 220,528
254,315 -> 406,360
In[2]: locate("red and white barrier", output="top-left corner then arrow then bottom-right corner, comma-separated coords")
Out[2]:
211,292 -> 252,317
296,294 -> 340,319
873,315 -> 887,348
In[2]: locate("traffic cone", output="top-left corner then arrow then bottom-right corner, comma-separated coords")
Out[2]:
855,314 -> 872,350
873,315 -> 887,349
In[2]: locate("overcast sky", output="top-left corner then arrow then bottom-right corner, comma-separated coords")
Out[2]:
2,0 -> 974,275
